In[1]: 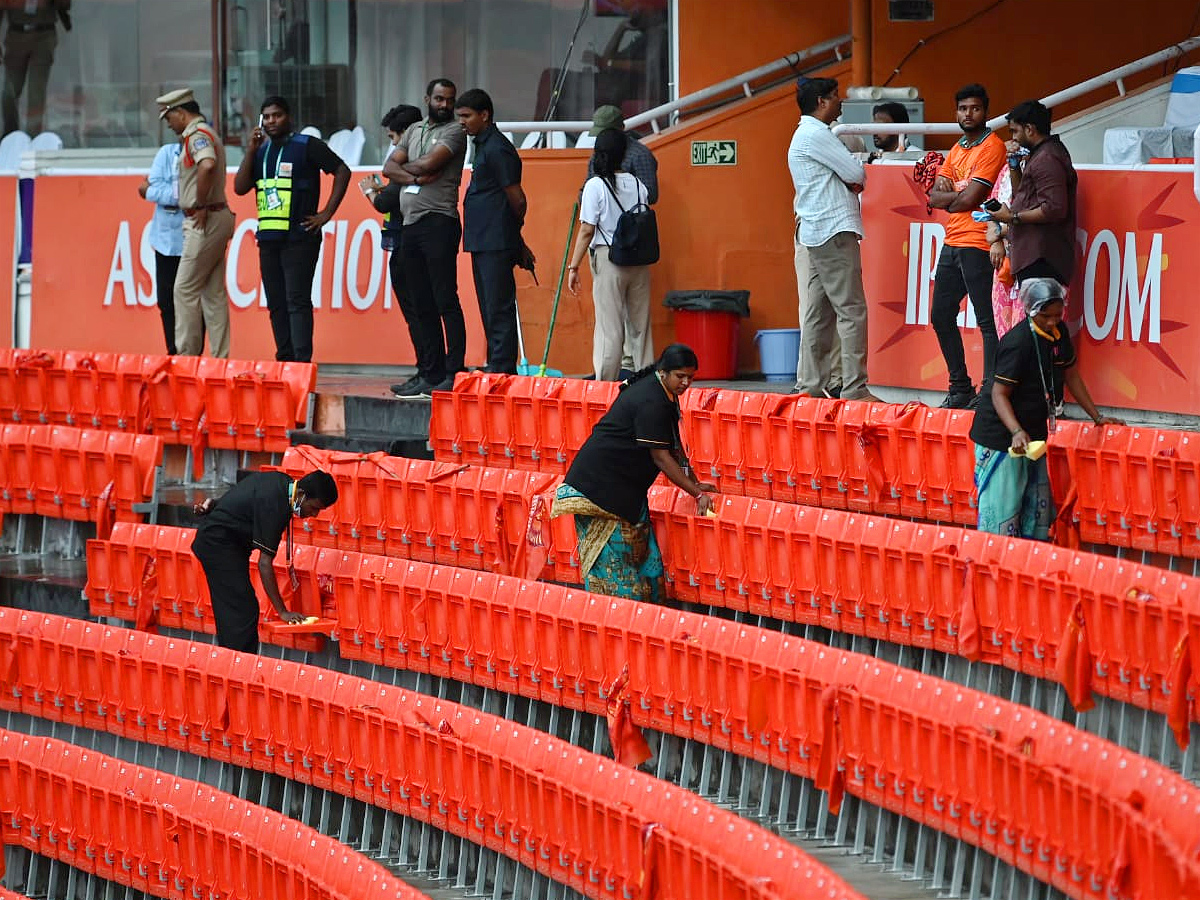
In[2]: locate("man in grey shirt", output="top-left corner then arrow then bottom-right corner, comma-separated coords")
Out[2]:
384,77 -> 469,396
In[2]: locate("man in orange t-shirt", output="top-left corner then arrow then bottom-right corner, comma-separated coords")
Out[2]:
928,84 -> 1007,409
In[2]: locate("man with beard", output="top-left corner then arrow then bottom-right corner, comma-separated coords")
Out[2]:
384,78 -> 469,397
234,95 -> 351,363
989,100 -> 1079,289
870,101 -> 909,155
927,83 -> 1006,409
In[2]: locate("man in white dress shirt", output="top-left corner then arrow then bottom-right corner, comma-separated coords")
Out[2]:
788,77 -> 879,403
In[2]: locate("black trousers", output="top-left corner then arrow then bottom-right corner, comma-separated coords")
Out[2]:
154,251 -> 181,355
1015,258 -> 1067,285
191,529 -> 259,654
260,238 -> 321,363
399,214 -> 465,384
388,247 -> 408,312
930,244 -> 998,394
472,250 -> 519,374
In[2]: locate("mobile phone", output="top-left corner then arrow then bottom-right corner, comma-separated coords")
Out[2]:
982,198 -> 1002,212
257,114 -> 264,130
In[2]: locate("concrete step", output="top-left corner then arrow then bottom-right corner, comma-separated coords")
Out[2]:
288,429 -> 432,459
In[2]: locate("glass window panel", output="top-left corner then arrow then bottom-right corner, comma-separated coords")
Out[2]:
41,0 -> 211,148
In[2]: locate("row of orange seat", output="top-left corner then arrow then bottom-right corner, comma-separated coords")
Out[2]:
650,485 -> 1200,717
1,611 -> 866,900
0,423 -> 161,533
279,446 -> 563,577
265,447 -> 1200,731
0,349 -> 316,454
0,728 -> 430,900
430,373 -> 1200,558
55,543 -> 1200,900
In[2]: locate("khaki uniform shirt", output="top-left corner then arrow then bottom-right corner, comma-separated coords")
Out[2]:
396,117 -> 466,225
178,116 -> 227,210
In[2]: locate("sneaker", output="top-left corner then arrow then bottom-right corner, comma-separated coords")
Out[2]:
967,392 -> 981,410
940,390 -> 975,409
418,375 -> 457,396
392,376 -> 432,398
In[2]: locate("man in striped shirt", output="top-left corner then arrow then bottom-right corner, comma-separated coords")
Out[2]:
788,78 -> 879,403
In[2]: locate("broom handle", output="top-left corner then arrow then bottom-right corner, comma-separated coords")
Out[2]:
538,199 -> 579,375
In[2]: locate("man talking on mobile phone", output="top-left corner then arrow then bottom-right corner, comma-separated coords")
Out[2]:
234,95 -> 351,363
926,83 -> 1007,410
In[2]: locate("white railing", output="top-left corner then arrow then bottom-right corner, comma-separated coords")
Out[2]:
497,33 -> 852,137
833,35 -> 1200,140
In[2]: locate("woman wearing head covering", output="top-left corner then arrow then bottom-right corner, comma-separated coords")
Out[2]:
551,344 -> 716,602
969,278 -> 1123,539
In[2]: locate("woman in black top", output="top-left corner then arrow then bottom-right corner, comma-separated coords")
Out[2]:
969,278 -> 1122,539
551,344 -> 716,602
191,469 -> 338,652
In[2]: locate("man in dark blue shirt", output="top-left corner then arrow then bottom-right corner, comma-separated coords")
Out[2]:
233,95 -> 351,363
455,88 -> 534,374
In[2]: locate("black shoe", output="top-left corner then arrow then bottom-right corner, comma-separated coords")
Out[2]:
940,390 -> 975,409
823,381 -> 843,399
618,368 -> 636,381
392,375 -> 431,398
967,392 -> 981,410
416,375 -> 456,397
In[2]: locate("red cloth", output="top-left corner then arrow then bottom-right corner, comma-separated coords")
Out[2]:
637,822 -> 663,900
913,151 -> 946,214
1055,601 -> 1095,712
1167,632 -> 1194,750
958,558 -> 982,661
131,556 -> 159,633
814,685 -> 846,814
96,480 -> 116,541
606,665 -> 651,768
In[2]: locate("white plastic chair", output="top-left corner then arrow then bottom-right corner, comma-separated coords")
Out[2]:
300,125 -> 322,138
340,125 -> 365,166
29,131 -> 62,152
0,130 -> 31,171
519,131 -> 569,150
327,128 -> 352,160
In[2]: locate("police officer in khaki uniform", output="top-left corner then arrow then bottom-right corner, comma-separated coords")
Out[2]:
157,88 -> 235,358
2,0 -> 70,136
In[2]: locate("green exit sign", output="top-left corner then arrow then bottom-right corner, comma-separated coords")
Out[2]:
691,140 -> 737,166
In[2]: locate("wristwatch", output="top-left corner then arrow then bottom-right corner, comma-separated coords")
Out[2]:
1012,212 -> 1022,225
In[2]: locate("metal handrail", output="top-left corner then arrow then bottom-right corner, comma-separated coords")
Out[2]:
833,35 -> 1200,138
496,32 -> 852,136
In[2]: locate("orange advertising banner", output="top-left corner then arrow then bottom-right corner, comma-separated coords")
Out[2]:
28,171 -> 486,365
0,176 -> 16,349
862,164 -> 1198,416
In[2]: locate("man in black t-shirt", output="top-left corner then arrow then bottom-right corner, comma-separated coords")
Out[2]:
456,88 -> 535,375
191,469 -> 338,653
233,96 -> 352,362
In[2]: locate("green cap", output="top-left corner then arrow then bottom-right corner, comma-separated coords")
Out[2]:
588,105 -> 625,137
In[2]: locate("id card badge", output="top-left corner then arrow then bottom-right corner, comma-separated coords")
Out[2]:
403,184 -> 421,195
264,187 -> 283,210
1047,395 -> 1058,435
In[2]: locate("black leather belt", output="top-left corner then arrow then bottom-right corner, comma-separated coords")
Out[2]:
10,23 -> 55,34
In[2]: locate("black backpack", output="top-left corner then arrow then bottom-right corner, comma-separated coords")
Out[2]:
601,177 -> 659,267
